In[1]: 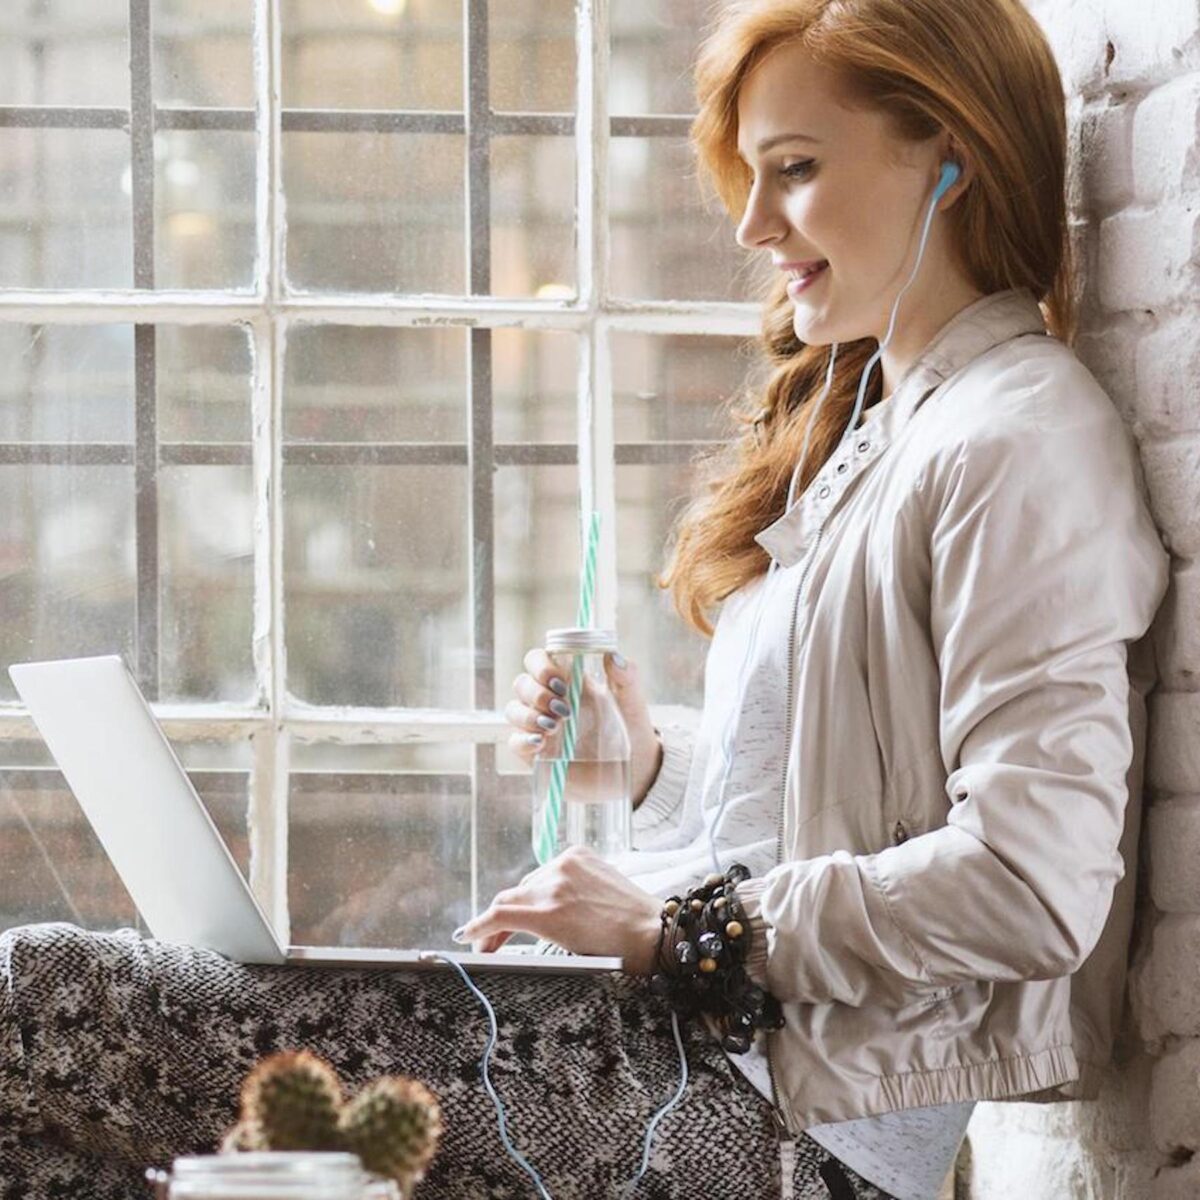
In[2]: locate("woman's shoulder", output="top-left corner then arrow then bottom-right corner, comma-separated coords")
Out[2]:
919,333 -> 1130,452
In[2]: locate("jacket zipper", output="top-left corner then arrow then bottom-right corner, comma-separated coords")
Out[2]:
766,520 -> 828,1140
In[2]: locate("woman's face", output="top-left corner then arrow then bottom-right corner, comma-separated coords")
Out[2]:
734,42 -> 968,350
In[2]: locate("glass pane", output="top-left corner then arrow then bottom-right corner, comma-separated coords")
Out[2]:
478,771 -> 537,920
154,130 -> 256,290
612,333 -> 752,442
0,324 -> 132,443
0,737 -> 250,932
494,464 -> 579,710
154,0 -> 255,109
616,463 -> 707,708
0,1 -> 128,107
492,328 -> 576,444
282,0 -> 463,111
0,464 -> 135,702
284,466 -> 469,707
158,324 -> 253,444
491,136 -> 575,298
490,0 -> 575,113
284,326 -> 465,443
610,135 -> 753,301
291,742 -> 469,772
611,0 -> 707,115
288,772 -> 471,949
284,133 -> 465,294
160,464 -> 255,703
0,129 -> 131,289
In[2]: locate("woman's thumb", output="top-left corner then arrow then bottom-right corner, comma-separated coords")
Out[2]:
605,653 -> 647,713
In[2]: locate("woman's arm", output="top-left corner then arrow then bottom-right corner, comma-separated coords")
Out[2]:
735,402 -> 1170,1008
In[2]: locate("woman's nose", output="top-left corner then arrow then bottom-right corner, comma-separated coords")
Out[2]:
735,181 -> 785,250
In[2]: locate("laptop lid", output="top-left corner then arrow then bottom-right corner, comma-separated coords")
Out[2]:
9,655 -> 286,965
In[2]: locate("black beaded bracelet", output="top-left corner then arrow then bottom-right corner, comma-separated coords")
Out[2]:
648,863 -> 784,1054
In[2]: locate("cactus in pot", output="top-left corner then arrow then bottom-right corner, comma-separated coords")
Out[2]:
221,1050 -> 442,1198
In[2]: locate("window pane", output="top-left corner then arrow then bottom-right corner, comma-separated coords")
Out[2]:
285,326 -> 465,443
490,0 -> 575,113
284,466 -> 469,707
0,1 -> 128,108
160,464 -> 255,703
289,771 -> 471,949
609,135 -> 752,301
492,328 -> 576,444
612,333 -> 753,442
611,0 -> 706,116
0,737 -> 250,932
0,129 -> 131,289
154,130 -> 256,290
158,324 -> 253,444
0,324 -> 133,443
494,464 -> 580,710
617,463 -> 708,708
491,136 -> 575,298
478,772 -> 536,921
154,0 -> 255,109
284,133 -> 465,294
0,464 -> 135,700
282,0 -> 463,111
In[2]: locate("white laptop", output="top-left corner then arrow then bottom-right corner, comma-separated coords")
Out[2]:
8,655 -> 622,976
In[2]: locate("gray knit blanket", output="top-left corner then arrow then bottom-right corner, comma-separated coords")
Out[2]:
0,923 -> 889,1200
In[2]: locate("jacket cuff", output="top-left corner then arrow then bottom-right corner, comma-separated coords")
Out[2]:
733,877 -> 770,987
631,723 -> 692,838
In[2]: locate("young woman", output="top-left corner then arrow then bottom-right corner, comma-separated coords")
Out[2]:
461,0 -> 1170,1195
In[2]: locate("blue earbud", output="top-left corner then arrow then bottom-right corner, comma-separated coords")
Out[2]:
933,159 -> 961,202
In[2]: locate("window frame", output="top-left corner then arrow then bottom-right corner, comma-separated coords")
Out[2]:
0,0 -> 757,939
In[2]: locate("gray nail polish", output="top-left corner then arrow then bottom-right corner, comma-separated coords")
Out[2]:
537,715 -> 558,731
525,732 -> 545,746
452,926 -> 469,944
549,698 -> 571,718
548,677 -> 567,696
612,652 -> 627,669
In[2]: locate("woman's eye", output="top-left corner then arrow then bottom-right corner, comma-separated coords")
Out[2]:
780,160 -> 815,180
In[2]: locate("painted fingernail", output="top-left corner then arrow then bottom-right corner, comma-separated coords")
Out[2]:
549,698 -> 571,718
537,715 -> 558,731
525,732 -> 544,747
612,653 -> 627,669
548,677 -> 567,696
452,926 -> 470,944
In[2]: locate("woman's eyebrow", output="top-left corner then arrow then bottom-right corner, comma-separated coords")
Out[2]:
757,132 -> 823,152
738,132 -> 824,162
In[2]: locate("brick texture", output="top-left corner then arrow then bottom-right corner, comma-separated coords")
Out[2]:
967,0 -> 1200,1195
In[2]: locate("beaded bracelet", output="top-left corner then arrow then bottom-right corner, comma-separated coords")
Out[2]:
648,862 -> 784,1054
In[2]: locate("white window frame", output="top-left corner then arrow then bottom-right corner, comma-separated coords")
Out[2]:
0,0 -> 757,939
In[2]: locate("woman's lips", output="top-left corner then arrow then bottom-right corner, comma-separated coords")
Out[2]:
786,262 -> 829,299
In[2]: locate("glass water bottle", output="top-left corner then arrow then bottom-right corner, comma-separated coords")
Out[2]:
531,627 -> 632,860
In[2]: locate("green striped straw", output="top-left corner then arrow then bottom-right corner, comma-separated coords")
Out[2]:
533,510 -> 601,864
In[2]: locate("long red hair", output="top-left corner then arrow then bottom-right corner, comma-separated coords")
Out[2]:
660,0 -> 1076,636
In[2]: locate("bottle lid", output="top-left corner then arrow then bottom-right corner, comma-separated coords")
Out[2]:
545,627 -> 618,653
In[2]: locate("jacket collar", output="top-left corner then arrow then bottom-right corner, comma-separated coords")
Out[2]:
753,287 -> 1048,567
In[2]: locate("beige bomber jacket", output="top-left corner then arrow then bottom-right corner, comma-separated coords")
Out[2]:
640,287 -> 1170,1131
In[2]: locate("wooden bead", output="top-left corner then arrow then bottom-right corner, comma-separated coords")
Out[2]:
663,899 -> 680,917
713,896 -> 728,910
725,920 -> 744,939
690,898 -> 703,913
698,957 -> 718,973
704,872 -> 724,888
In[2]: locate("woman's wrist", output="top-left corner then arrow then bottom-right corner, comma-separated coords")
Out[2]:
631,728 -> 664,809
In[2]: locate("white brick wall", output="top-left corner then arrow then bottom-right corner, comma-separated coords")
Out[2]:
967,1 -> 1200,1197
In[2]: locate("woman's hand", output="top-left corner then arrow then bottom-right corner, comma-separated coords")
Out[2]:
503,648 -> 664,804
452,846 -> 663,975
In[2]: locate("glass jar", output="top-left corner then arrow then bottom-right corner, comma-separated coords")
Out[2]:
147,1153 -> 400,1200
531,627 -> 631,861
